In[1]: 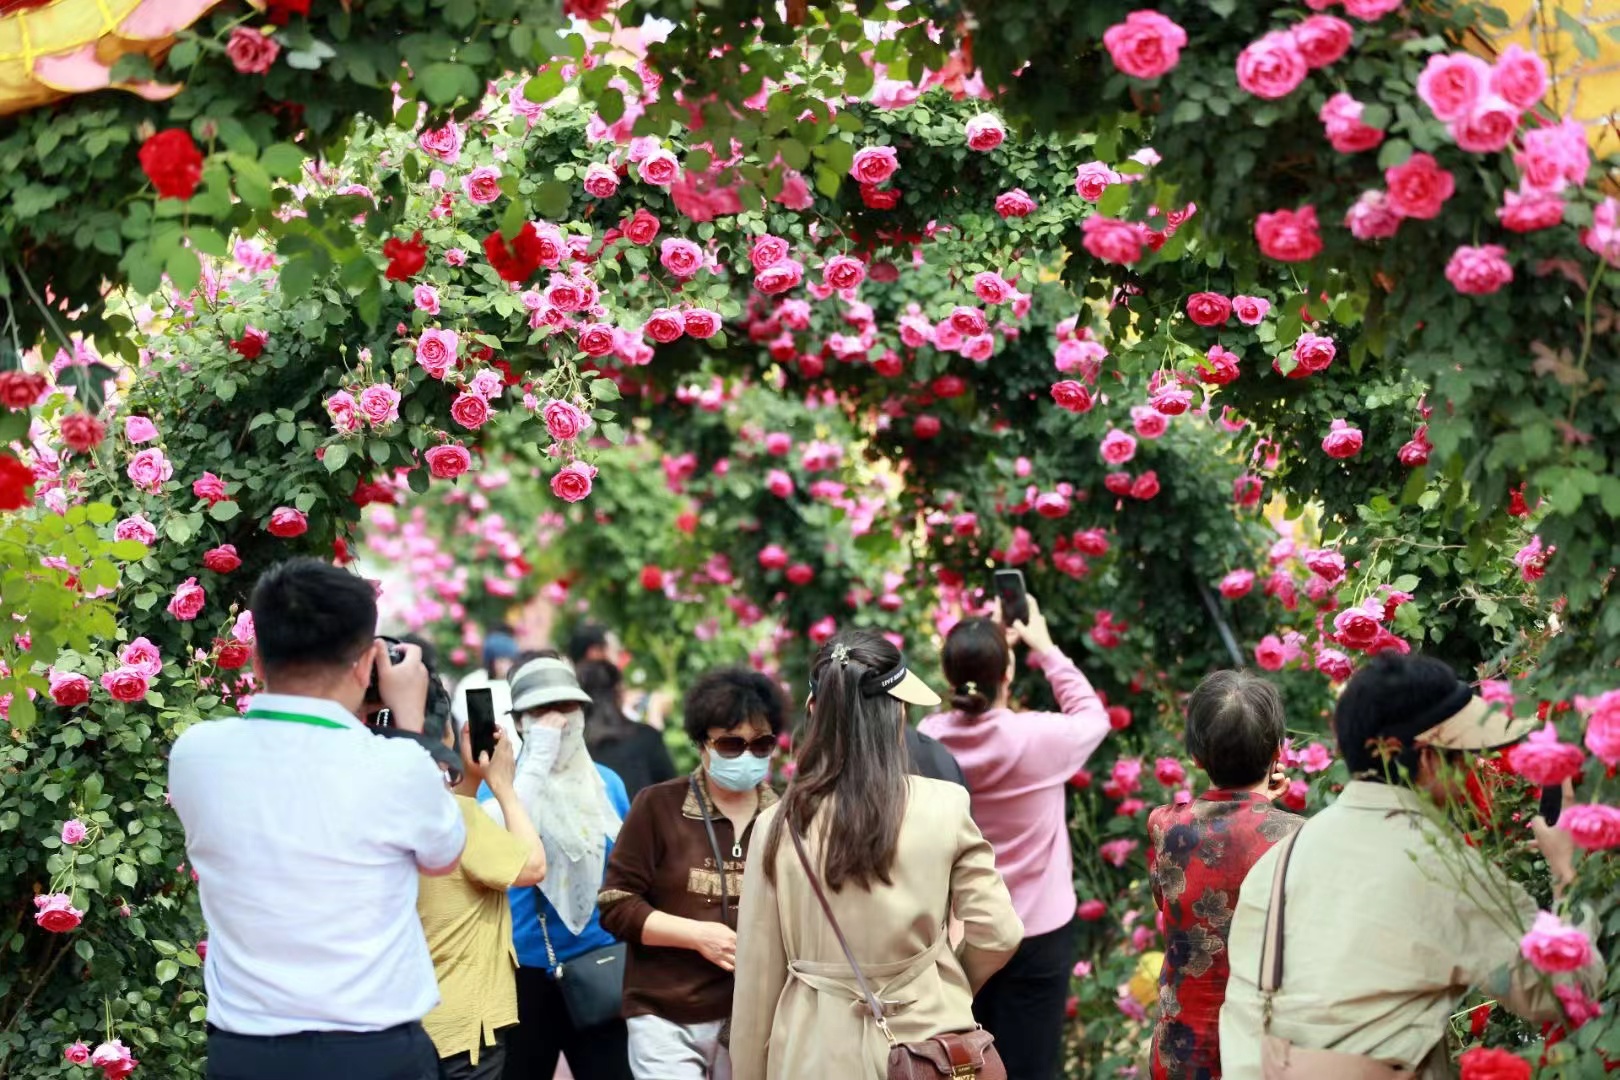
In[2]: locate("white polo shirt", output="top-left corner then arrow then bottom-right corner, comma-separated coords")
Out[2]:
168,692 -> 466,1036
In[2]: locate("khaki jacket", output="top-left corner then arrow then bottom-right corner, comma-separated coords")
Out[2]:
730,778 -> 1023,1080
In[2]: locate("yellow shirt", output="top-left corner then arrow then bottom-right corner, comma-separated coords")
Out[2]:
418,795 -> 529,1064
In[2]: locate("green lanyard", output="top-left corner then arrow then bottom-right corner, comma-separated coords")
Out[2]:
243,707 -> 349,730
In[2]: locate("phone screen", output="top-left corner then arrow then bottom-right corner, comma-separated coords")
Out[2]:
466,688 -> 498,762
994,569 -> 1029,625
1538,784 -> 1563,827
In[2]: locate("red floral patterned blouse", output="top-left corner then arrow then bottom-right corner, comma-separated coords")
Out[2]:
1147,790 -> 1302,1080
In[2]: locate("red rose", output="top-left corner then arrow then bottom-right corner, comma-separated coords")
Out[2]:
267,506 -> 308,538
786,563 -> 815,586
351,480 -> 395,507
1051,380 -> 1094,413
49,672 -> 91,707
230,327 -> 268,360
58,413 -> 106,453
449,393 -> 490,430
382,231 -> 428,282
859,183 -> 901,210
424,444 -> 472,480
640,565 -> 665,591
1185,292 -> 1233,327
1104,472 -> 1133,496
216,640 -> 252,670
265,0 -> 311,24
192,471 -> 229,505
1107,706 -> 1132,730
624,209 -> 661,247
912,415 -> 941,439
564,0 -> 613,19
1077,899 -> 1108,921
0,453 -> 35,511
1459,1048 -> 1530,1080
202,545 -> 242,573
1254,206 -> 1324,262
32,894 -> 83,933
1131,471 -> 1161,500
485,223 -> 542,283
0,371 -> 47,410
676,511 -> 698,534
138,129 -> 204,201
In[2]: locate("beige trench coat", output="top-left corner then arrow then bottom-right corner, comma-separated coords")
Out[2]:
729,778 -> 1023,1080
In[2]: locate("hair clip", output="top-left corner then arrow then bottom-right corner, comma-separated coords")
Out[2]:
963,680 -> 978,695
830,642 -> 851,666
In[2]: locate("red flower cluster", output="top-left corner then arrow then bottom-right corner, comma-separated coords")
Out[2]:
138,130 -> 204,201
382,231 -> 428,281
484,223 -> 546,283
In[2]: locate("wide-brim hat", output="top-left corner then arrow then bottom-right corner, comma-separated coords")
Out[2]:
509,657 -> 593,714
1415,693 -> 1537,751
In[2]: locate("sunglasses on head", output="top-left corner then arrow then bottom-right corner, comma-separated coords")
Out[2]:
710,734 -> 777,759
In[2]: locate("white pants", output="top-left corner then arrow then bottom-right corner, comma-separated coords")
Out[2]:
625,1015 -> 731,1080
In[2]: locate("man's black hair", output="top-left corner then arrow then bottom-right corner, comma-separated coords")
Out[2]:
1185,669 -> 1286,789
250,559 -> 376,677
566,621 -> 610,665
1334,651 -> 1461,779
683,667 -> 788,745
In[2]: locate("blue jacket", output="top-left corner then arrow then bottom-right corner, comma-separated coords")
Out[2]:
482,765 -> 629,972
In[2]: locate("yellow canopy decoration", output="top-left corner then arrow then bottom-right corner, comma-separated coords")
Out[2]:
0,0 -> 219,117
1129,949 -> 1165,1009
1472,0 -> 1620,161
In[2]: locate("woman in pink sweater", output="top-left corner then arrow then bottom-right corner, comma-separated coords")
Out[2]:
919,595 -> 1112,1080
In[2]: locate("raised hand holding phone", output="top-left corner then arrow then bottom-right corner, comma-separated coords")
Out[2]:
1011,594 -> 1055,654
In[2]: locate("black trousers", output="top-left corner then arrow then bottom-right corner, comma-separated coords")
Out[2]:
441,1028 -> 508,1080
207,1021 -> 438,1080
503,966 -> 632,1080
972,919 -> 1079,1080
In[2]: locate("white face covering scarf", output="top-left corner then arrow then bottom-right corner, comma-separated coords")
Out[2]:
513,708 -> 622,934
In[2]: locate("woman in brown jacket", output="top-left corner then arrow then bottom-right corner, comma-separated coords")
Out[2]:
730,630 -> 1024,1080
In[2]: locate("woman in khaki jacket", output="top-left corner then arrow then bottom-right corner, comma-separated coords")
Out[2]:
730,630 -> 1024,1080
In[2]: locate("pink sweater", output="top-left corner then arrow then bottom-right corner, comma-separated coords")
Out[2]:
919,648 -> 1111,937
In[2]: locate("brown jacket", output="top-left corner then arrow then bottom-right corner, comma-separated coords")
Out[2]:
730,777 -> 1023,1080
599,773 -> 777,1024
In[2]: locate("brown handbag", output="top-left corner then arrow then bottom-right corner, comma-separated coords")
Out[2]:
789,824 -> 1006,1080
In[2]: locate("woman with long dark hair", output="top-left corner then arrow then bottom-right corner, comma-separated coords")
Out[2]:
576,659 -> 676,800
729,630 -> 1023,1080
919,595 -> 1112,1080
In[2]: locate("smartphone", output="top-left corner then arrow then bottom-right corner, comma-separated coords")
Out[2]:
1538,783 -> 1563,827
993,568 -> 1029,626
466,688 -> 498,763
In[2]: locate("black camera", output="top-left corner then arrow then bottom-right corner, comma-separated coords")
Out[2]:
365,635 -> 460,782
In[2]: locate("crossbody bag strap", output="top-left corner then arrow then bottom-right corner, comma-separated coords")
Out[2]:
1257,824 -> 1306,1028
787,822 -> 896,1044
691,774 -> 731,924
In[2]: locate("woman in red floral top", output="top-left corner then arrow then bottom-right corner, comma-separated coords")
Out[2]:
1147,670 -> 1301,1080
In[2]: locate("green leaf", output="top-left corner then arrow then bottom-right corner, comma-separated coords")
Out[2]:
590,378 -> 621,402
208,500 -> 241,522
280,255 -> 320,300
156,959 -> 179,984
532,180 -> 571,218
165,248 -> 201,295
419,62 -> 480,106
109,540 -> 149,561
1376,138 -> 1413,170
188,227 -> 229,258
164,516 -> 194,544
259,143 -> 306,179
114,863 -> 138,888
75,939 -> 94,962
324,443 -> 351,473
524,69 -> 565,103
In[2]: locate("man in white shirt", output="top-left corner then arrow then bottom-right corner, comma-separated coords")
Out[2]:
169,557 -> 466,1080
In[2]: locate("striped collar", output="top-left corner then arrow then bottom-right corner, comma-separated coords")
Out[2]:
242,693 -> 365,731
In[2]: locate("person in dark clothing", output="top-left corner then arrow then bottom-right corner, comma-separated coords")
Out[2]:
577,660 -> 677,800
906,725 -> 966,787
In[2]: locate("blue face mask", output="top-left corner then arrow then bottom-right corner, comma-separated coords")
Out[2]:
707,750 -> 770,792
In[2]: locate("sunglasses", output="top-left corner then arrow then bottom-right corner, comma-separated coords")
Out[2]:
709,734 -> 777,759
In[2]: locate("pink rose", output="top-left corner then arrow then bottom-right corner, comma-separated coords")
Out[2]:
126,447 -> 173,493
1516,120 -> 1591,194
202,544 -> 241,573
1319,92 -> 1384,153
1332,607 -> 1382,652
61,818 -> 87,845
578,323 -> 617,356
659,237 -> 704,278
995,189 -> 1037,218
1345,189 -> 1402,239
1519,911 -> 1593,973
90,1039 -> 137,1080
1561,804 -> 1620,851
1491,44 -> 1548,110
1149,385 -> 1193,415
325,391 -> 363,433
823,254 -> 867,291
33,892 -> 83,932
450,392 -> 490,430
624,209 -> 661,246
192,471 -> 228,506
413,284 -> 440,314
1514,536 -> 1552,582
639,149 -> 681,186
1098,838 -> 1138,867
418,122 -> 464,163
1034,492 -> 1071,519
1185,292 -> 1232,327
1074,161 -> 1121,202
1255,634 -> 1288,671
100,667 -> 150,703
755,259 -> 805,295
1100,429 -> 1137,465
644,309 -> 685,344
1077,899 -> 1109,921
415,329 -> 459,379
64,1042 -> 91,1065
683,309 -> 722,339
1418,53 -> 1491,121
267,506 -> 308,538
424,444 -> 472,480
357,384 -> 401,427
1131,404 -> 1169,437
974,271 -> 1013,305
1102,10 -> 1188,79
1055,338 -> 1107,378
1292,15 -> 1353,68
1342,0 -> 1404,16
582,163 -> 620,199
1508,723 -> 1585,785
225,27 -> 280,74
964,114 -> 1005,152
114,515 -> 158,547
766,470 -> 794,498
750,235 -> 791,271
1082,216 -> 1148,265
1293,331 -> 1337,374
1197,345 -> 1241,385
1254,206 -> 1323,261
120,637 -> 162,677
542,400 -> 589,441
550,461 -> 596,503
1232,295 -> 1271,324
1219,569 -> 1256,599
1451,95 -> 1520,154
1237,31 -> 1309,100
1399,428 -> 1432,466
1585,197 -> 1620,268
124,416 -> 159,443
1131,471 -> 1161,501
850,146 -> 899,185
1445,244 -> 1513,296
758,544 -> 789,571
1579,689 -> 1620,765
462,166 -> 503,205
1321,419 -> 1363,459
1315,648 -> 1353,682
49,670 -> 91,707
167,577 -> 206,621
1497,188 -> 1564,233
1304,549 -> 1346,582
